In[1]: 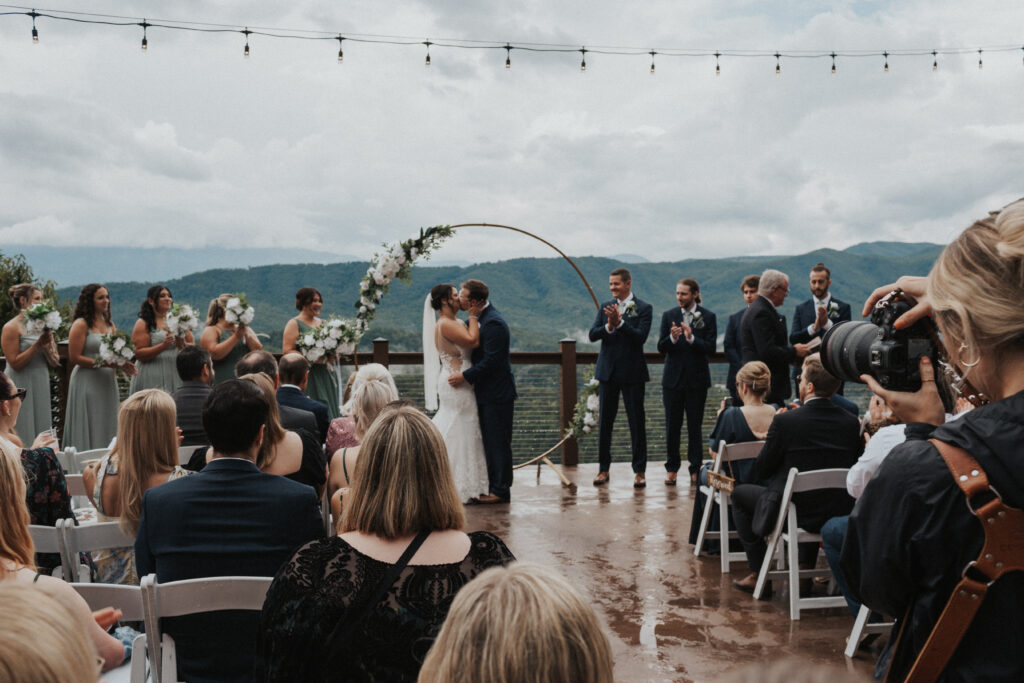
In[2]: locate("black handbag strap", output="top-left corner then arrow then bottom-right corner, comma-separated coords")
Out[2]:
320,529 -> 432,676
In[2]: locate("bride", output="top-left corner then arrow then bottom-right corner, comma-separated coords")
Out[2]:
423,283 -> 490,503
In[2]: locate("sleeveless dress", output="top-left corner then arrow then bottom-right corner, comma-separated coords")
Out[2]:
4,328 -> 52,438
432,332 -> 490,502
64,332 -> 119,451
130,328 -> 182,394
89,452 -> 190,585
211,328 -> 251,385
297,319 -> 340,419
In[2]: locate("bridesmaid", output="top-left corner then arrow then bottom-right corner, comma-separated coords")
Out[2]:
282,287 -> 340,419
64,284 -> 134,451
130,285 -> 191,394
2,284 -> 59,438
200,293 -> 263,385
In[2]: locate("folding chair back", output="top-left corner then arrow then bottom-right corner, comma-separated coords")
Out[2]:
693,440 -> 763,573
65,473 -> 88,498
71,583 -> 148,682
844,604 -> 896,657
62,521 -> 134,583
60,447 -> 109,474
28,520 -> 72,579
177,445 -> 202,466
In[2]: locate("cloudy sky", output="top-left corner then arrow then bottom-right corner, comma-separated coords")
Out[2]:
1,1 -> 1022,265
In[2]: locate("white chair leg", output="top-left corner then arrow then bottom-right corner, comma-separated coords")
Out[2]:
788,525 -> 801,620
844,604 -> 873,657
693,486 -> 715,558
753,529 -> 780,600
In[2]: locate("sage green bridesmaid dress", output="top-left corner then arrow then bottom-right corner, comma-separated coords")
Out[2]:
297,319 -> 340,419
212,328 -> 251,385
130,328 -> 182,394
63,332 -> 119,451
4,330 -> 52,438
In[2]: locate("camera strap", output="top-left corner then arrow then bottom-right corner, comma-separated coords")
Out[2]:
901,439 -> 1024,682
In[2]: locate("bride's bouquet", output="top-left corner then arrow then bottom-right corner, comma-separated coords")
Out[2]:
224,294 -> 255,326
23,301 -> 62,336
166,303 -> 198,340
296,317 -> 361,362
96,330 -> 135,367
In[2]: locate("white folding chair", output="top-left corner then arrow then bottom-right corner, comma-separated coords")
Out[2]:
59,447 -> 109,474
177,445 -> 202,466
140,573 -> 273,683
693,440 -> 764,573
753,467 -> 851,619
72,582 -> 148,682
61,520 -> 134,583
28,520 -> 72,580
844,604 -> 896,657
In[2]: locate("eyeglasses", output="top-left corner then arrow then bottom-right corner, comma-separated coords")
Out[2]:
2,388 -> 27,401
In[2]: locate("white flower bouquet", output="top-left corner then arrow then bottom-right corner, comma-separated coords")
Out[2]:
97,330 -> 135,367
224,293 -> 255,326
166,303 -> 198,340
566,376 -> 601,439
24,302 -> 62,336
297,317 -> 361,362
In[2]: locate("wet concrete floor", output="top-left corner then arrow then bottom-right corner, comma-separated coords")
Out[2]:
464,461 -> 877,682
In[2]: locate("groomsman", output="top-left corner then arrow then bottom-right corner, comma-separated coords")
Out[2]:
589,268 -> 652,489
789,262 -> 851,396
658,278 -> 717,486
724,274 -> 760,402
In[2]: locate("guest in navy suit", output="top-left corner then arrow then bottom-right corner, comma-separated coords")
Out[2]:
789,262 -> 852,396
589,268 -> 653,488
135,379 -> 323,683
740,269 -> 810,405
450,279 -> 517,503
658,278 -> 717,485
235,350 -> 319,439
724,275 -> 760,402
277,352 -> 330,443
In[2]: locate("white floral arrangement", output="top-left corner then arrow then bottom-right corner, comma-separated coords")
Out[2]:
355,225 -> 453,342
565,375 -> 601,440
623,301 -> 638,318
296,317 -> 362,363
166,303 -> 198,340
224,293 -> 255,326
96,330 -> 135,368
23,301 -> 62,336
691,310 -> 705,329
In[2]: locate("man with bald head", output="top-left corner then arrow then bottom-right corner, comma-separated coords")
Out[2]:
740,269 -> 810,405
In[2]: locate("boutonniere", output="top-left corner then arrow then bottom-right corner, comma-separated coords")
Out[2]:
828,301 -> 840,320
691,310 -> 705,329
624,301 -> 638,318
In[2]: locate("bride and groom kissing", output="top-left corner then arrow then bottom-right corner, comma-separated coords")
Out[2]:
423,279 -> 517,504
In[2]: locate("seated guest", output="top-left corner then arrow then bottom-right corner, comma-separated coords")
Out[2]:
235,350 -> 318,437
135,380 -> 323,683
172,345 -> 214,447
256,403 -> 515,683
277,353 -> 329,443
730,354 -> 862,595
325,372 -> 360,454
418,562 -> 613,683
238,372 -> 326,495
0,439 -> 124,671
82,389 -> 190,585
688,361 -> 775,549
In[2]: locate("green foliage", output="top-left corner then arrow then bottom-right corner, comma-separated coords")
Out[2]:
0,251 -> 73,349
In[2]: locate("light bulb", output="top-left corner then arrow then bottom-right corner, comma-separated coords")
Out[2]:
244,41 -> 250,57
141,35 -> 147,51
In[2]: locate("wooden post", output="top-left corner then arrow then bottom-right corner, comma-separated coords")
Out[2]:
559,338 -> 579,467
372,338 -> 389,367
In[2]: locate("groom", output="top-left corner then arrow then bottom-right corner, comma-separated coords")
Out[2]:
448,279 -> 517,503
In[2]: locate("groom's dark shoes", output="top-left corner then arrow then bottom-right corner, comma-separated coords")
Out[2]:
593,471 -> 609,486
477,493 -> 509,504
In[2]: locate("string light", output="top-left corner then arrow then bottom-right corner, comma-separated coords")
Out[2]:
30,9 -> 38,42
505,43 -> 511,69
775,51 -> 780,75
243,27 -> 250,57
140,19 -> 148,51
424,40 -> 431,66
883,51 -> 888,72
336,35 -> 344,63
580,47 -> 586,72
714,51 -> 720,75
978,48 -> 983,69
933,50 -> 938,71
831,51 -> 837,74
649,50 -> 655,74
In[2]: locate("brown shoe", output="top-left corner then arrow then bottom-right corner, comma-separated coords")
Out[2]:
476,493 -> 509,504
593,471 -> 609,486
634,473 -> 646,489
732,572 -> 758,593
690,472 -> 698,485
665,472 -> 678,486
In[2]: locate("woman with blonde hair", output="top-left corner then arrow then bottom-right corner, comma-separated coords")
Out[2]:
0,439 -> 124,672
256,403 -> 515,682
2,283 -> 59,438
200,293 -> 262,385
418,562 -> 614,683
82,389 -> 189,583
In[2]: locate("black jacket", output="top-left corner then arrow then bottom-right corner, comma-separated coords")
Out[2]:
842,390 -> 1024,682
740,295 -> 796,403
657,305 -> 717,390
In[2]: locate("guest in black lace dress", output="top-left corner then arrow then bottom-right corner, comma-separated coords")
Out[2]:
256,403 -> 515,683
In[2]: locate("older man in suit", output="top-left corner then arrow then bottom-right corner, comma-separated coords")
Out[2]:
589,267 -> 653,488
724,274 -> 760,402
277,352 -> 330,443
235,350 -> 318,437
789,262 -> 852,396
658,278 -> 717,485
135,380 -> 323,683
740,269 -> 810,405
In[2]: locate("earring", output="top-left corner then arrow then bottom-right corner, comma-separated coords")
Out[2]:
958,343 -> 981,368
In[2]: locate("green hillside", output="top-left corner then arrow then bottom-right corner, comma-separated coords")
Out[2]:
56,242 -> 944,352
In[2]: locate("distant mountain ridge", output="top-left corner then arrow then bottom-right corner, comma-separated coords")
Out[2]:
50,241 -> 945,352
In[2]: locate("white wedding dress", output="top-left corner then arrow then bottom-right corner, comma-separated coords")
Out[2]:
431,330 -> 490,503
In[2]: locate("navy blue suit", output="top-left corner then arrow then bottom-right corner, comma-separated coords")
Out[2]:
276,385 -> 329,444
789,296 -> 852,395
740,296 -> 796,405
462,303 -> 517,500
135,458 -> 323,683
723,307 -> 747,401
658,305 -> 717,475
589,296 -> 652,473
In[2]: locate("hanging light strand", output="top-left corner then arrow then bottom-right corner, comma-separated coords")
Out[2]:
505,43 -> 511,69
336,35 -> 343,62
140,19 -> 148,50
242,26 -> 250,57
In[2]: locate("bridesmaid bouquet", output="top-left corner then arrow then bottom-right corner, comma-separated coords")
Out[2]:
224,294 -> 255,326
166,303 -> 198,340
296,317 -> 360,362
96,330 -> 135,367
24,302 -> 62,336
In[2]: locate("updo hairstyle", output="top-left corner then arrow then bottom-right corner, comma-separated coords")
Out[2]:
205,293 -> 233,326
295,287 -> 322,312
430,283 -> 456,312
736,361 -> 770,398
8,283 -> 39,310
344,363 -> 399,436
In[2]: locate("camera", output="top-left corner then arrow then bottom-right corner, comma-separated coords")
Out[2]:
819,291 -> 938,392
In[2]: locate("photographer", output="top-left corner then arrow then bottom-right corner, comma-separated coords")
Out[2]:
841,199 -> 1024,681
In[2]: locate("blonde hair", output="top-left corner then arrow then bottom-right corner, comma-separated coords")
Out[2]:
345,363 -> 399,437
929,198 -> 1024,367
238,373 -> 286,470
115,389 -> 179,536
0,437 -> 34,575
340,404 -> 464,538
736,361 -> 770,398
205,293 -> 233,326
418,563 -> 614,683
0,584 -> 100,683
